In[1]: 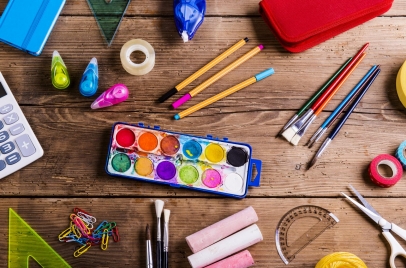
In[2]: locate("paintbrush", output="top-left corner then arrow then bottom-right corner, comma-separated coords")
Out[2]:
155,200 -> 164,268
281,43 -> 369,142
289,53 -> 366,145
163,209 -> 171,268
276,57 -> 352,137
308,67 -> 381,169
146,224 -> 153,268
306,65 -> 379,148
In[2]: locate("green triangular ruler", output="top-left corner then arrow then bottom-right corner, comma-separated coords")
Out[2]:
86,0 -> 132,46
8,208 -> 71,268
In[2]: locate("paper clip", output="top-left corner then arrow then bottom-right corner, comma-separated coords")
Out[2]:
94,220 -> 109,234
108,222 -> 116,231
73,207 -> 92,216
74,242 -> 91,257
78,211 -> 97,224
112,226 -> 120,242
101,229 -> 109,250
58,226 -> 72,241
73,216 -> 91,235
70,221 -> 82,238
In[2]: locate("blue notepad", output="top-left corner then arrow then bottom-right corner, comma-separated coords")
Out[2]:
0,0 -> 66,56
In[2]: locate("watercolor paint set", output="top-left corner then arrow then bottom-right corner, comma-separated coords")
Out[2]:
105,122 -> 262,198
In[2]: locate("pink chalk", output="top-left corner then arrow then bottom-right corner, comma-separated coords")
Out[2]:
186,206 -> 258,253
205,250 -> 254,268
172,93 -> 191,109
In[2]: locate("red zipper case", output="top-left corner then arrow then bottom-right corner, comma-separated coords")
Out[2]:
259,0 -> 394,53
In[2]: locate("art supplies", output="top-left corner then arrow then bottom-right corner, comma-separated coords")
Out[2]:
105,122 -> 262,198
172,45 -> 264,109
396,60 -> 406,108
120,39 -> 155,75
86,0 -> 131,46
0,73 -> 44,179
259,0 -> 393,52
91,84 -> 129,109
174,0 -> 206,42
342,185 -> 406,268
275,205 -> 339,265
158,38 -> 249,103
79,58 -> 99,97
276,58 -> 352,138
58,207 -> 119,257
0,0 -> 66,56
308,67 -> 380,169
187,224 -> 263,268
155,200 -> 164,268
395,141 -> 406,170
281,43 -> 369,143
369,154 -> 403,187
146,224 -> 153,268
205,250 -> 255,268
51,51 -> 70,90
174,68 -> 275,120
315,252 -> 367,268
307,65 -> 379,148
163,209 -> 171,268
186,206 -> 258,253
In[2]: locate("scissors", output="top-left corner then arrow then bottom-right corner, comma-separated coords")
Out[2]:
341,184 -> 406,268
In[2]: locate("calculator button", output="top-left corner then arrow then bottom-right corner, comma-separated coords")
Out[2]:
0,104 -> 12,114
0,131 -> 9,143
0,141 -> 15,154
15,134 -> 36,157
5,152 -> 20,165
0,160 -> 5,171
4,112 -> 18,125
9,123 -> 24,135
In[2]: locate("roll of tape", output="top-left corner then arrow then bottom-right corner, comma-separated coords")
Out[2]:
396,60 -> 406,108
369,154 -> 403,187
395,141 -> 406,170
315,252 -> 367,268
120,39 -> 155,75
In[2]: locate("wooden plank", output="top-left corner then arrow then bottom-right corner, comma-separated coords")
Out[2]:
1,197 -> 405,267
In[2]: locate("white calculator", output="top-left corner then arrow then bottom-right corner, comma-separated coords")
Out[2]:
0,72 -> 43,179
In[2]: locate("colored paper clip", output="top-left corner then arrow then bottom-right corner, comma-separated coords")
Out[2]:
73,207 -> 92,216
108,222 -> 116,231
58,226 -> 72,241
70,221 -> 82,238
94,220 -> 109,234
74,242 -> 92,257
101,229 -> 109,250
73,216 -> 91,235
77,211 -> 97,223
112,226 -> 120,242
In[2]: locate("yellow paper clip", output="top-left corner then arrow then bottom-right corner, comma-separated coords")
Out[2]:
101,228 -> 109,250
58,226 -> 72,241
74,242 -> 91,257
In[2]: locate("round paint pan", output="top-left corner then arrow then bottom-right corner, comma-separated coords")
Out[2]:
182,140 -> 202,160
111,153 -> 131,172
202,169 -> 222,188
224,173 -> 244,193
161,135 -> 180,155
156,161 -> 177,180
138,132 -> 158,151
134,157 -> 154,176
115,128 -> 136,147
205,143 -> 224,163
226,147 -> 248,167
179,165 -> 199,184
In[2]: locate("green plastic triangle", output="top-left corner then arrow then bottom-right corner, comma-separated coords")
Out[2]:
86,0 -> 131,46
8,208 -> 71,268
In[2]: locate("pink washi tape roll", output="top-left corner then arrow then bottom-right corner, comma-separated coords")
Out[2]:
186,206 -> 258,253
205,250 -> 255,268
369,154 -> 403,187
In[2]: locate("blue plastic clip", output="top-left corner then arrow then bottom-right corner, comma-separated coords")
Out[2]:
248,159 -> 262,187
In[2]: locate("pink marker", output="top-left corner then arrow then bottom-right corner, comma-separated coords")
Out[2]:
91,84 -> 129,109
205,250 -> 255,268
171,45 -> 264,109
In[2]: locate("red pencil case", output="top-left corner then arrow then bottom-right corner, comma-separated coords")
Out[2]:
259,0 -> 393,53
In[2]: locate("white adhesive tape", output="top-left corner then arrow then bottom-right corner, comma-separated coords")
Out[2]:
120,39 -> 155,75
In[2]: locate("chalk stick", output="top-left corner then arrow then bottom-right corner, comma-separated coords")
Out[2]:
186,206 -> 258,253
205,250 -> 255,268
187,224 -> 263,268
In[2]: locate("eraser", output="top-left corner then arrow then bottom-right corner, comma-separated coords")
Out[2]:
205,250 -> 254,268
187,224 -> 263,268
186,206 -> 258,253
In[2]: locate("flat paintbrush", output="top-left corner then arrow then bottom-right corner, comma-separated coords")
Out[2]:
307,65 -> 380,148
308,68 -> 381,169
163,209 -> 171,268
155,200 -> 164,268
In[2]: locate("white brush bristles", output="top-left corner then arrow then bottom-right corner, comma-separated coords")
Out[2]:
290,134 -> 301,146
281,127 -> 296,142
164,209 -> 171,223
155,200 -> 164,217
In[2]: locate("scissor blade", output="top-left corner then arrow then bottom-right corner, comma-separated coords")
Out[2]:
341,192 -> 382,225
349,184 -> 382,217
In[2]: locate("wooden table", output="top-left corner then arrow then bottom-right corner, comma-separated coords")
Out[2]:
1,0 -> 406,267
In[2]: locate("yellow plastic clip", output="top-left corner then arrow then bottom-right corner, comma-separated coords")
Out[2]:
101,228 -> 109,250
74,242 -> 91,257
58,226 -> 72,241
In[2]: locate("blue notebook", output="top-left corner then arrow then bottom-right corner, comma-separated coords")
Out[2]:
0,0 -> 66,56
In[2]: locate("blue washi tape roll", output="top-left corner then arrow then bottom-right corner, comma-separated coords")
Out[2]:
395,140 -> 406,170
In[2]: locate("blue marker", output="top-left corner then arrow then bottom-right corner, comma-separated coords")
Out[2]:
174,0 -> 206,42
79,58 -> 98,97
